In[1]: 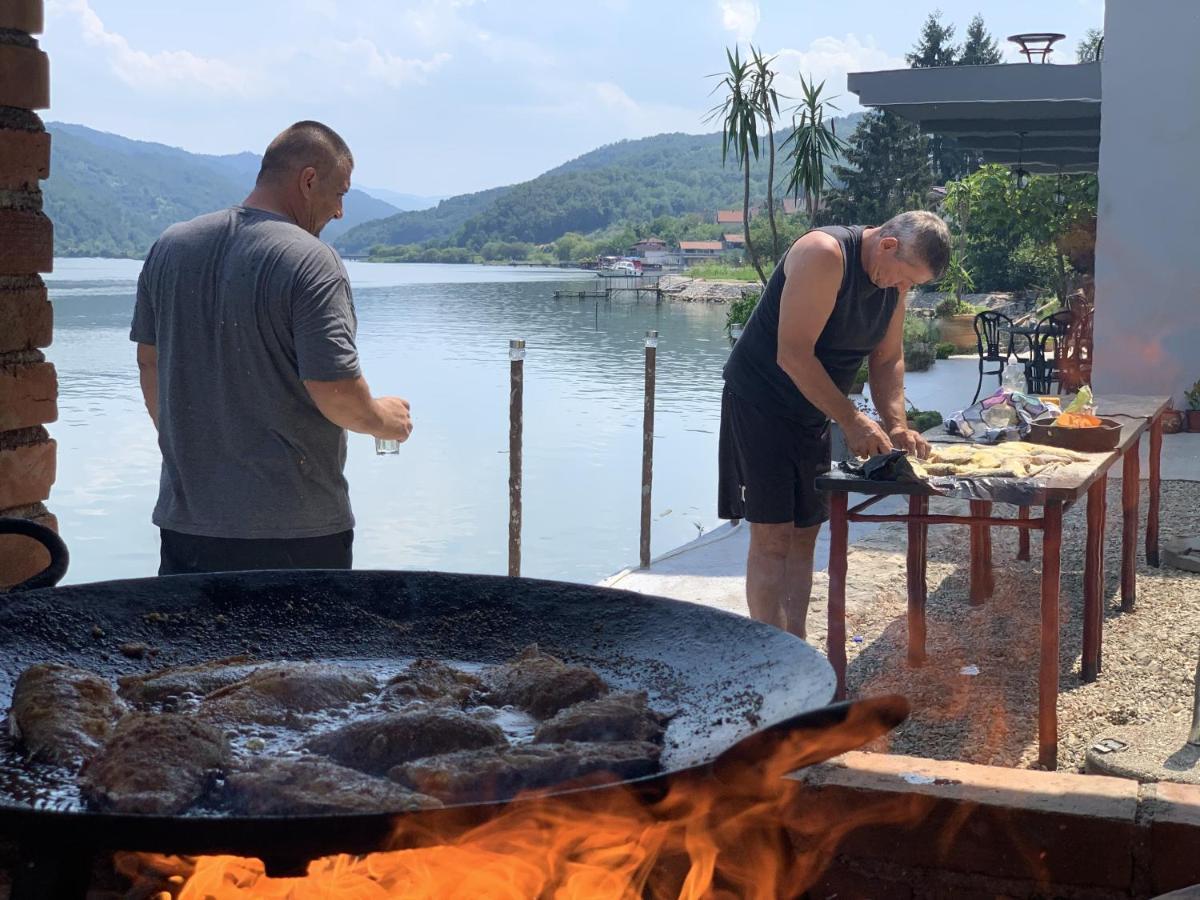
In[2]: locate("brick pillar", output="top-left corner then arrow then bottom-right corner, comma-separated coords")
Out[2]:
0,0 -> 58,588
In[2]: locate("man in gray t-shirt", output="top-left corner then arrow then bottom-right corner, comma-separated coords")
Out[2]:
131,121 -> 412,575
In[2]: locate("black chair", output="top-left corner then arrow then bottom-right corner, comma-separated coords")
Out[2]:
971,310 -> 1015,404
1024,310 -> 1073,395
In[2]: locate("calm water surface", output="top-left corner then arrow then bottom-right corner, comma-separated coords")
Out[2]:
44,259 -> 732,585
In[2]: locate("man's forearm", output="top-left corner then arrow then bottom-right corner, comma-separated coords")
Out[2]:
778,351 -> 859,425
138,367 -> 159,430
868,355 -> 907,431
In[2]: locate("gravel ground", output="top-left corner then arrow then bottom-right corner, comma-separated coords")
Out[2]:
822,479 -> 1200,772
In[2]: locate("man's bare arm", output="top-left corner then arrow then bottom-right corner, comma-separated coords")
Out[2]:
304,376 -> 412,442
776,234 -> 892,458
136,342 -> 159,431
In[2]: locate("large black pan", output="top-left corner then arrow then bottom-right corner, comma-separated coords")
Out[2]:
0,519 -> 906,885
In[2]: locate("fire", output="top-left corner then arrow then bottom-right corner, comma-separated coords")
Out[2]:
119,697 -> 918,899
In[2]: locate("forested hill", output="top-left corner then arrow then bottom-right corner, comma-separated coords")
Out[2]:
43,123 -> 400,258
333,113 -> 864,254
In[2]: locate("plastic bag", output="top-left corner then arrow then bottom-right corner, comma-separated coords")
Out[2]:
946,389 -> 1052,445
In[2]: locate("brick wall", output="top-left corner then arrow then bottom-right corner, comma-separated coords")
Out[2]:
0,0 -> 57,588
789,751 -> 1200,899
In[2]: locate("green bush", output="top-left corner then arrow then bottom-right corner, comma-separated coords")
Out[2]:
935,341 -> 956,359
934,296 -> 974,318
725,291 -> 761,341
904,343 -> 935,372
908,410 -> 944,432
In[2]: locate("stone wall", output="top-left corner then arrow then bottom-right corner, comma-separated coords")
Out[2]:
0,0 -> 57,588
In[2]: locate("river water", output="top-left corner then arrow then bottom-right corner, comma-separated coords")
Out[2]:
43,259 -> 732,585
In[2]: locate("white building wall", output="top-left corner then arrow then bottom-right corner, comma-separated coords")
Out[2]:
1093,1 -> 1200,405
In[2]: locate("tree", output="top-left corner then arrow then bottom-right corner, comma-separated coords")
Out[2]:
907,10 -> 958,67
782,74 -> 844,224
707,47 -> 769,284
749,46 -> 783,262
825,110 -> 933,226
959,14 -> 1002,65
1077,28 -> 1104,62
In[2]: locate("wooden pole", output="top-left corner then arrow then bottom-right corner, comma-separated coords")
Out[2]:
906,495 -> 928,667
828,491 -> 849,701
1039,499 -> 1064,771
639,331 -> 657,569
1082,475 -> 1107,683
1017,506 -> 1031,561
968,500 -> 994,604
1121,440 -> 1140,612
508,339 -> 524,577
1147,415 -> 1163,568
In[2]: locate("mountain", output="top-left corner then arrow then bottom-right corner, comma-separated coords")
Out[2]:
43,123 -> 401,257
356,186 -> 444,211
332,112 -> 866,254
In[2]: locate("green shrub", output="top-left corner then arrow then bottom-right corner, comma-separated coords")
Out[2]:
904,343 -> 935,372
935,341 -> 956,359
934,296 -> 974,318
908,410 -> 944,432
725,290 -> 761,341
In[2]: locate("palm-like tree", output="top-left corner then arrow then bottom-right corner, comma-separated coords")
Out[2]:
749,45 -> 782,262
706,47 -> 768,285
783,74 -> 844,223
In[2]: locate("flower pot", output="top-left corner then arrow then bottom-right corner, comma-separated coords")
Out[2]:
1161,409 -> 1184,435
937,313 -> 978,353
1187,409 -> 1200,433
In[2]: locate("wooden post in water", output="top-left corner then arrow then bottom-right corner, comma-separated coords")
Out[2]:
508,339 -> 525,577
639,331 -> 658,569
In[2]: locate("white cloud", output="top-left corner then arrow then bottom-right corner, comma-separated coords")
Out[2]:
718,0 -> 760,42
51,0 -> 260,97
771,35 -> 908,112
332,39 -> 451,88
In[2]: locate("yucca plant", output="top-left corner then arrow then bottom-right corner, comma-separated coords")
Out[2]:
748,45 -> 782,261
783,74 -> 844,223
707,47 -> 769,285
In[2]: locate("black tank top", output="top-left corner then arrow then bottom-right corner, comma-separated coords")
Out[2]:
723,225 -> 899,425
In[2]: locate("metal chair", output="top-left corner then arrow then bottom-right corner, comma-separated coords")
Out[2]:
1024,310 -> 1073,395
971,310 -> 1015,404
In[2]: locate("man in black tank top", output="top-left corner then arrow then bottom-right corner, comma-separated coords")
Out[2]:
718,211 -> 950,639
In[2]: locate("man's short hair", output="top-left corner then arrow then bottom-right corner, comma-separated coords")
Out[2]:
878,210 -> 951,280
256,121 -> 353,185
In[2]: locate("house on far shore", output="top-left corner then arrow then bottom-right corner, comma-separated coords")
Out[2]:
678,240 -> 725,265
629,237 -> 674,266
716,209 -> 747,226
722,232 -> 745,250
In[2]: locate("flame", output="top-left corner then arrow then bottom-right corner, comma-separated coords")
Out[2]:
119,699 -> 922,899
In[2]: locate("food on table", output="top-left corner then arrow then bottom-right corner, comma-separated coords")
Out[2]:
198,663 -> 377,726
1055,412 -> 1102,428
908,441 -> 1091,480
534,691 -> 668,745
8,663 -> 127,769
80,712 -> 230,814
224,755 -> 442,815
304,708 -> 507,776
481,645 -> 609,718
389,740 -> 662,804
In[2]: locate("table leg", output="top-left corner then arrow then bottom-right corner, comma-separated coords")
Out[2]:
828,492 -> 849,702
1039,500 -> 1063,771
1082,475 -> 1107,683
1148,415 -> 1163,568
1122,440 -> 1141,613
906,495 -> 928,667
968,500 -> 994,605
1017,507 -> 1031,561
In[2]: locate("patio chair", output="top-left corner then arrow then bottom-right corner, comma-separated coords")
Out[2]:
971,310 -> 1016,404
1024,310 -> 1073,395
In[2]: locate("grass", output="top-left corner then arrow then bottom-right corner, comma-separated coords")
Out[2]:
685,263 -> 762,283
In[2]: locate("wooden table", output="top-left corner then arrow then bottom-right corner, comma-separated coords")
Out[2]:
816,395 -> 1169,769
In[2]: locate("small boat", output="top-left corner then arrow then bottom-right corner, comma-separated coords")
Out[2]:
596,257 -> 642,277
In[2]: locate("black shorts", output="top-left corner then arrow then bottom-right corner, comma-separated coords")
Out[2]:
159,528 -> 354,576
718,388 -> 832,528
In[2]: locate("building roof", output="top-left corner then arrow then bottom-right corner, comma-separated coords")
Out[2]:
632,237 -> 667,247
679,241 -> 725,251
722,233 -> 745,244
847,62 -> 1101,173
716,210 -> 745,223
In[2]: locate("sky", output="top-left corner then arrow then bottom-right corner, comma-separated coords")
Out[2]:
40,0 -> 1105,197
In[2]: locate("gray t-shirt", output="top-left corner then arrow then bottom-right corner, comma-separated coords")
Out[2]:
131,206 -> 361,539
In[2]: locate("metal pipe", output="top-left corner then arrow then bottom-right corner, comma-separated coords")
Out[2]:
508,339 -> 525,577
639,331 -> 657,569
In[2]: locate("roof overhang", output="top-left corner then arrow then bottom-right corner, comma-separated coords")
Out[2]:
847,62 -> 1101,173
